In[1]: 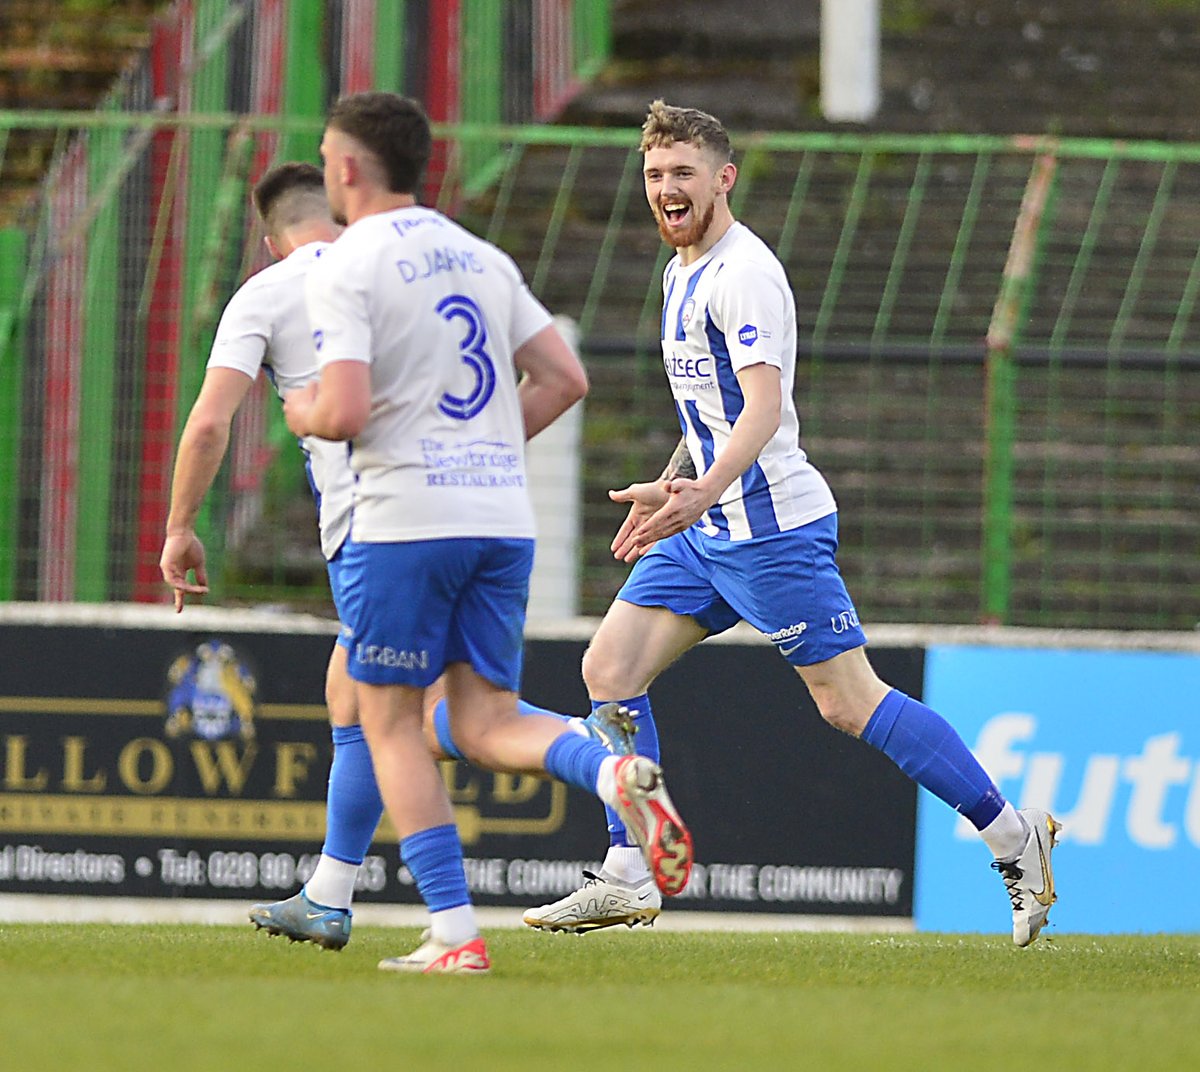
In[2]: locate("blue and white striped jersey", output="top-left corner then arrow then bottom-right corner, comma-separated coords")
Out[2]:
660,222 -> 836,540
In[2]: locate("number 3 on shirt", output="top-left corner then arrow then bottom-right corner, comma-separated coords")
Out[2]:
436,293 -> 496,420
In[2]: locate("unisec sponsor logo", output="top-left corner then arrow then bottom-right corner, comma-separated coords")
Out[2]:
738,323 -> 759,345
663,352 -> 713,379
355,645 -> 430,671
960,713 -> 1200,849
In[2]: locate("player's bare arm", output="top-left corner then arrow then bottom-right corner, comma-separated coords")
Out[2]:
625,361 -> 782,554
283,360 -> 371,441
160,367 -> 255,610
662,436 -> 697,480
514,322 -> 589,439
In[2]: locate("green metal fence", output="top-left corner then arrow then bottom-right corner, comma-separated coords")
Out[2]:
0,226 -> 24,601
1,113 -> 1197,630
451,127 -> 1200,630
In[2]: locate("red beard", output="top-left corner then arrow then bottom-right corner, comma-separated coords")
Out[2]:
654,198 -> 715,249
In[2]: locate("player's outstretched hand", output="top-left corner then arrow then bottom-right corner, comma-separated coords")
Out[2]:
609,480 -> 670,562
160,531 -> 209,613
628,478 -> 710,551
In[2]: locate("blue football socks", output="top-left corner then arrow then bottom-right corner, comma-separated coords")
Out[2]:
598,695 -> 658,847
542,729 -> 612,795
400,823 -> 471,912
322,724 -> 385,865
862,689 -> 1005,830
431,694 -> 644,819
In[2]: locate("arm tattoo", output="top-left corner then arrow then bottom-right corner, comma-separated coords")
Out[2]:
662,437 -> 697,480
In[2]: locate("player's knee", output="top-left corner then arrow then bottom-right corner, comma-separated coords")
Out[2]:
453,721 -> 498,767
810,688 -> 864,737
325,683 -> 358,728
421,715 -> 448,761
327,705 -> 358,729
581,643 -> 634,700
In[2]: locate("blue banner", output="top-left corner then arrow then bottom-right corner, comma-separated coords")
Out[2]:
916,645 -> 1200,935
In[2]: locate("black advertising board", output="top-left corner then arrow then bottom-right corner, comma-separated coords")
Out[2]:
522,639 -> 921,917
0,615 -> 919,917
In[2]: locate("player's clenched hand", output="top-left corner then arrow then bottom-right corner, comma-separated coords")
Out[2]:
628,478 -> 711,551
282,382 -> 319,436
160,532 -> 209,613
608,480 -> 670,562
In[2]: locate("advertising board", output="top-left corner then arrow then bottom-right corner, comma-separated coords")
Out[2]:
916,645 -> 1200,934
0,616 -> 919,918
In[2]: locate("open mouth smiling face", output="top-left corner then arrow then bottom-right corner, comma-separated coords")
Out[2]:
653,193 -> 714,249
645,142 -> 720,250
660,197 -> 692,228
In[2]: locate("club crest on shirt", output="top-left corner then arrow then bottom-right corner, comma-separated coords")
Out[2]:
163,640 -> 257,742
681,298 -> 696,328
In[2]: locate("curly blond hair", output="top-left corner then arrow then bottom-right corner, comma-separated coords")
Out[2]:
638,99 -> 732,162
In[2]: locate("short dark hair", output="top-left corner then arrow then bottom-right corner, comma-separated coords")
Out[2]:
326,92 -> 432,194
251,162 -> 328,234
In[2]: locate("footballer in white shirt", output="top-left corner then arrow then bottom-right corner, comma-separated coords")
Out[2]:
161,163 -> 396,950
523,100 -> 1060,950
284,92 -> 695,974
164,163 -> 608,954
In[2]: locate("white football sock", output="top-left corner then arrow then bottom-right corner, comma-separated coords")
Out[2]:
980,802 -> 1029,861
603,844 -> 650,885
430,903 -> 478,947
303,854 -> 358,910
595,754 -> 620,807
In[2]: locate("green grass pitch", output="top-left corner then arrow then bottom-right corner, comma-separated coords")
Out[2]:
1,924 -> 1198,1071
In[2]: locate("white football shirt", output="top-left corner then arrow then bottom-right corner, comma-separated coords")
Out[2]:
306,206 -> 553,542
660,222 -> 836,540
206,242 -> 353,560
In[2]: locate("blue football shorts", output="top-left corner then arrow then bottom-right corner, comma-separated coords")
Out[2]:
338,536 -> 534,690
616,512 -> 868,666
325,543 -> 353,651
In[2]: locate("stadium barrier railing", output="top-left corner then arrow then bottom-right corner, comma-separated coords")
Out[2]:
0,111 -> 1197,630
